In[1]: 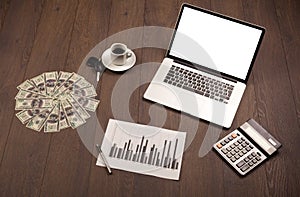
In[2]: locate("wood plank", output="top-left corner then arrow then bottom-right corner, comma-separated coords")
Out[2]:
136,0 -> 181,195
0,0 -> 78,196
274,0 -> 300,125
0,0 -> 10,31
86,0 -> 145,196
0,0 -> 44,172
210,1 -> 267,196
242,0 -> 300,196
39,0 -> 111,196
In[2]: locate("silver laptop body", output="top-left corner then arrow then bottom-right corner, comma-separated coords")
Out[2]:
144,4 -> 265,128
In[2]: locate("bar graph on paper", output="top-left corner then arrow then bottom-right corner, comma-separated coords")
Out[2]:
109,135 -> 180,170
97,119 -> 186,180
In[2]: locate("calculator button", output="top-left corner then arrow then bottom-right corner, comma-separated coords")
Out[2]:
252,158 -> 257,164
228,136 -> 233,141
221,141 -> 226,146
238,139 -> 243,143
235,155 -> 240,159
226,153 -> 232,158
238,152 -> 244,157
238,145 -> 243,150
234,142 -> 239,146
230,145 -> 235,149
251,152 -> 256,157
241,164 -> 250,172
245,141 -> 249,145
241,137 -> 245,141
231,133 -> 237,138
234,147 -> 239,153
230,157 -> 236,162
256,156 -> 261,161
246,146 -> 251,151
244,158 -> 249,162
221,149 -> 228,154
226,147 -> 232,151
248,161 -> 254,166
241,142 -> 247,147
224,139 -> 230,143
249,145 -> 253,149
237,160 -> 246,168
242,149 -> 247,154
257,152 -> 261,156
217,144 -> 222,149
230,150 -> 235,155
248,155 -> 253,160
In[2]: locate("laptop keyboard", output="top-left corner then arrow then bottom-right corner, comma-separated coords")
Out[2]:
163,65 -> 235,104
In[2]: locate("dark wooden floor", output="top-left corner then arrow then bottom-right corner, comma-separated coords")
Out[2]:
0,0 -> 299,196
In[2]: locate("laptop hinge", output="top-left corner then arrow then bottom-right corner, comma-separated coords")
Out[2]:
173,59 -> 238,83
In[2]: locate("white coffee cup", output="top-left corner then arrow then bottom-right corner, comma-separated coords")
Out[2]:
110,43 -> 132,66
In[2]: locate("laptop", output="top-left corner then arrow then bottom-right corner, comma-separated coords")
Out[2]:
143,4 -> 265,128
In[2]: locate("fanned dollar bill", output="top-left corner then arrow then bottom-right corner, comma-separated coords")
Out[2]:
53,73 -> 82,97
30,73 -> 46,95
71,94 -> 100,112
26,107 -> 54,131
15,71 -> 99,133
58,103 -> 69,130
44,104 -> 60,132
66,94 -> 90,120
74,78 -> 92,89
53,71 -> 73,93
60,100 -> 86,129
16,109 -> 42,124
71,86 -> 97,98
44,71 -> 58,96
15,98 -> 53,110
15,90 -> 46,99
17,80 -> 39,94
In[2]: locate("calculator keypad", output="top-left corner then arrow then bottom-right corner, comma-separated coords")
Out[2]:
214,130 -> 267,175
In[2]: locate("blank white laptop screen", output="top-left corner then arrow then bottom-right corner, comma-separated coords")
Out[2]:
169,7 -> 263,80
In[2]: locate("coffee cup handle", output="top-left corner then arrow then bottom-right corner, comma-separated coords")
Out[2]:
126,52 -> 132,58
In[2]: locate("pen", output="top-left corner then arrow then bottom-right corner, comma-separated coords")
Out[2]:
96,144 -> 112,174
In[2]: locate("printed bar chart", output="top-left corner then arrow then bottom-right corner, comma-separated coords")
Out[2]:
108,137 -> 179,170
97,119 -> 186,180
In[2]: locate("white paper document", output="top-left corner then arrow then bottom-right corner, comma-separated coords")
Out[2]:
96,119 -> 187,180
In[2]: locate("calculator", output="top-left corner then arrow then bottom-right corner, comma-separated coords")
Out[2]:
214,119 -> 282,176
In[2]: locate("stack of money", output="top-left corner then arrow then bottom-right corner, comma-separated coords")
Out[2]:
15,71 -> 100,133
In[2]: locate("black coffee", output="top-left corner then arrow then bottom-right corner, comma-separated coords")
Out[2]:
112,48 -> 125,54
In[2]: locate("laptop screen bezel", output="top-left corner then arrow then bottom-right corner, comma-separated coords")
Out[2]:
166,3 -> 265,83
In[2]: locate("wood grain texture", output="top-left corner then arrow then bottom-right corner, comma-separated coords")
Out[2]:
0,1 -> 45,195
242,0 -> 300,196
0,0 -> 299,196
0,0 -> 10,31
0,0 -> 77,196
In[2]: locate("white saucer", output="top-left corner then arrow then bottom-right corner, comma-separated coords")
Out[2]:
101,48 -> 136,72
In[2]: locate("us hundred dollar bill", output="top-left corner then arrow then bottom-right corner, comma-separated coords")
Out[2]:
15,98 -> 53,110
17,80 -> 39,93
74,78 -> 92,89
54,73 -> 82,97
60,100 -> 85,129
15,109 -> 42,124
30,73 -> 46,95
44,71 -> 58,96
71,86 -> 97,98
26,107 -> 53,132
58,103 -> 69,130
44,104 -> 60,132
66,94 -> 90,120
53,71 -> 73,93
71,94 -> 100,112
15,90 -> 46,99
